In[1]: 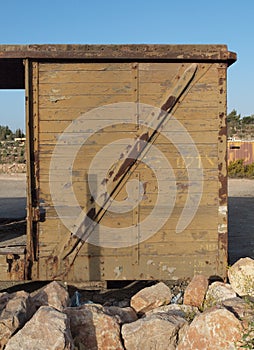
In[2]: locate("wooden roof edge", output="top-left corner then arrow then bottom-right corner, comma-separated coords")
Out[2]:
0,44 -> 237,65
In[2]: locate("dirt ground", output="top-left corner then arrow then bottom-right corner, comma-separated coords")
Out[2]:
0,173 -> 26,219
0,174 -> 253,264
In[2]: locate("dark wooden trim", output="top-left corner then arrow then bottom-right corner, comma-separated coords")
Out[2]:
0,44 -> 237,65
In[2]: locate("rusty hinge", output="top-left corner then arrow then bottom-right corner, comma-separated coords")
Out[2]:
6,254 -> 25,280
32,207 -> 40,221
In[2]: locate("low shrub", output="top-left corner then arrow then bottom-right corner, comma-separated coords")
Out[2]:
228,159 -> 254,178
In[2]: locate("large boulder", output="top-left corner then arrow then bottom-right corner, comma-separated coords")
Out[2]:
5,306 -> 74,350
30,281 -> 69,311
122,312 -> 187,350
65,304 -> 124,349
183,275 -> 209,308
177,306 -> 243,350
130,282 -> 172,314
144,303 -> 200,321
222,297 -> 254,323
204,282 -> 237,309
0,291 -> 33,349
228,257 -> 254,297
104,306 -> 138,324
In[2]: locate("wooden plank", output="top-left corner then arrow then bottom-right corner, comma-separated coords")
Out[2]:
38,185 -> 218,210
39,121 -> 138,133
38,217 -> 217,243
38,106 -> 219,121
39,62 -> 134,72
42,167 -> 218,181
40,168 -> 218,185
48,252 -> 220,281
139,81 -> 216,96
0,44 -> 235,63
39,157 -> 216,175
38,205 -> 218,227
139,62 -> 181,71
38,129 -> 218,144
39,142 -> 218,158
39,94 -> 134,109
39,177 -> 218,195
39,240 -> 219,260
40,150 -> 209,169
39,82 -> 133,96
38,224 -> 219,253
39,70 -> 133,84
38,117 -> 218,134
0,246 -> 25,255
139,94 -> 218,109
139,63 -> 214,82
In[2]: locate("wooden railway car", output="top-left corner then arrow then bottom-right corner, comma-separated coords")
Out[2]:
0,45 -> 236,282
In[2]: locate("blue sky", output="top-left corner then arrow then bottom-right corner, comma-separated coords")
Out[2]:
0,0 -> 252,131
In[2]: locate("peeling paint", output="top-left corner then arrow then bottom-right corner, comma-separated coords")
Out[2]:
162,265 -> 176,274
17,47 -> 235,282
49,95 -> 70,103
147,259 -> 155,265
219,206 -> 227,215
114,266 -> 123,278
218,224 -> 227,233
168,267 -> 176,274
162,265 -> 168,271
51,88 -> 60,94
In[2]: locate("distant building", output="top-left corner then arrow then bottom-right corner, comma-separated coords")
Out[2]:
228,141 -> 254,164
14,137 -> 26,142
14,137 -> 26,146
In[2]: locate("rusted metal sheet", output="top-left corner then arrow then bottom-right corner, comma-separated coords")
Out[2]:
228,141 -> 254,165
0,250 -> 25,281
0,44 -> 237,282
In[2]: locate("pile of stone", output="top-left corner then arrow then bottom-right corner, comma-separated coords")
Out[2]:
0,257 -> 253,349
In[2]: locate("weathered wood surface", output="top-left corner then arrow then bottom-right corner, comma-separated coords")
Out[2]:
0,44 -> 236,63
28,59 -> 228,281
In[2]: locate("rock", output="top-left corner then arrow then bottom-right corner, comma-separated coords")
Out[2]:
0,292 -> 10,312
178,322 -> 190,345
130,282 -> 172,314
0,291 -> 33,349
183,275 -> 208,308
228,257 -> 254,297
31,281 -> 69,311
222,297 -> 254,322
144,304 -> 200,322
122,312 -> 187,350
104,306 -> 138,324
117,299 -> 130,308
204,282 -> 237,308
5,306 -> 74,350
65,304 -> 124,349
177,306 -> 243,350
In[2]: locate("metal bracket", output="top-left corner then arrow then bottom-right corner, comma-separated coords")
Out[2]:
32,207 -> 40,222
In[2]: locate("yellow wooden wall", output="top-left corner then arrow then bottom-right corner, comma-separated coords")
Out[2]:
31,61 -> 227,281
